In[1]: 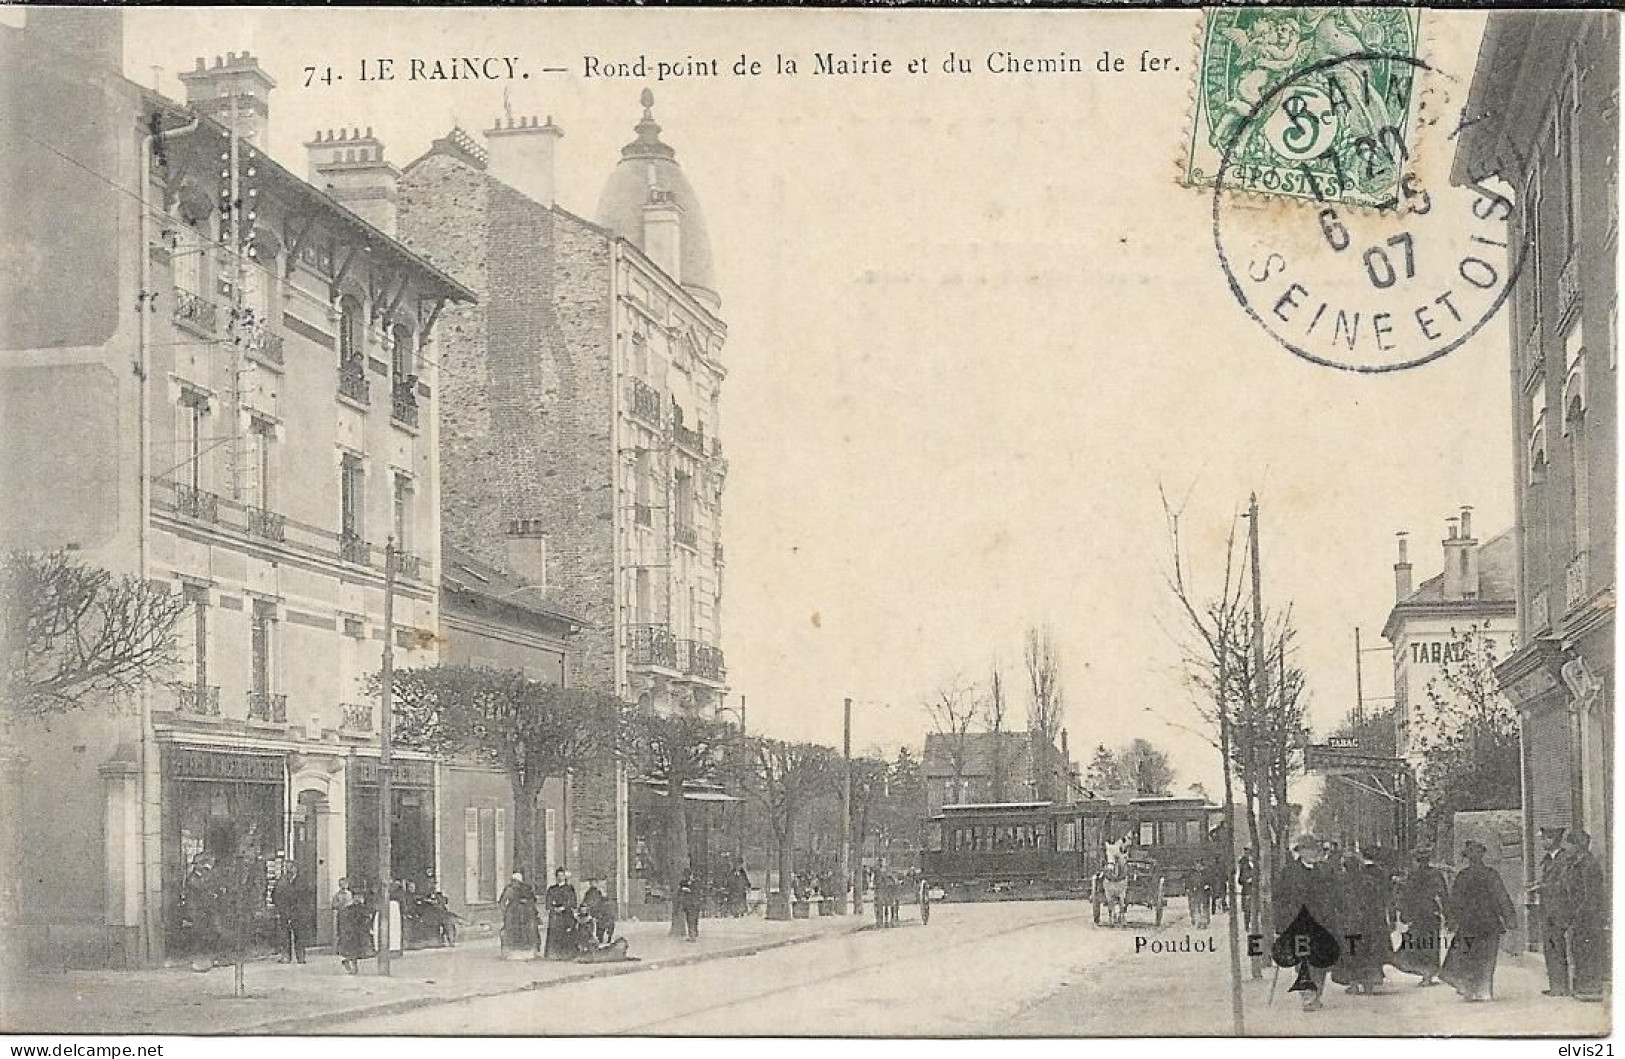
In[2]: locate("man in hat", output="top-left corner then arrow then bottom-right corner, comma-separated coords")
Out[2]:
1561,830 -> 1607,1002
1275,833 -> 1335,1011
1535,826 -> 1574,996
1396,846 -> 1449,987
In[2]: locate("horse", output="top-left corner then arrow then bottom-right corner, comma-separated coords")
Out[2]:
1099,838 -> 1131,927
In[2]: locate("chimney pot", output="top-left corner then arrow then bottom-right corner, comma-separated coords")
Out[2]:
195,57 -> 205,71
1460,505 -> 1474,539
366,125 -> 374,137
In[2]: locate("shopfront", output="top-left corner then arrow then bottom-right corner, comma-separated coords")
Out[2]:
160,745 -> 287,958
347,756 -> 438,896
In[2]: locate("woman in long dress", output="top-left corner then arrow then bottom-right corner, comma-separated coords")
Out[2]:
499,871 -> 540,958
544,869 -> 579,959
334,878 -> 376,974
1439,841 -> 1516,1002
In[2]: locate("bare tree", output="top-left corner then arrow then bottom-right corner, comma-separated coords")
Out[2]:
982,662 -> 1015,802
922,676 -> 978,804
1,549 -> 190,723
736,737 -> 836,918
1023,625 -> 1065,800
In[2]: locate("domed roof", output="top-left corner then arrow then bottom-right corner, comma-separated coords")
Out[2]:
595,90 -> 719,310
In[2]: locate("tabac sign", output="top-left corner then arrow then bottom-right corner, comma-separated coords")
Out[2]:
1304,743 -> 1404,775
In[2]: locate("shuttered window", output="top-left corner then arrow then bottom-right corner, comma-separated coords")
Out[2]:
1526,708 -> 1574,833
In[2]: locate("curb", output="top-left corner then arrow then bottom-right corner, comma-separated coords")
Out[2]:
235,922 -> 871,1035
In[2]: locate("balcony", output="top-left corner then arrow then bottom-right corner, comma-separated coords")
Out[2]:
681,640 -> 727,683
634,502 -> 653,527
391,384 -> 419,429
391,550 -> 423,581
630,378 -> 663,425
628,623 -> 678,669
247,506 -> 286,542
173,287 -> 218,333
1521,327 -> 1544,391
675,522 -> 698,548
340,533 -> 372,566
338,359 -> 371,405
1529,589 -> 1550,634
247,690 -> 287,724
174,482 -> 221,523
1557,254 -> 1580,322
242,327 -> 285,367
340,702 -> 374,732
173,683 -> 220,717
674,421 -> 704,455
1565,550 -> 1590,612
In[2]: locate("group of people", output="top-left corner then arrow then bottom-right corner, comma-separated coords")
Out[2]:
1263,828 -> 1607,1012
498,868 -> 619,960
872,869 -> 908,926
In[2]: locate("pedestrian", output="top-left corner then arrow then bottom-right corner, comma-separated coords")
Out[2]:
544,868 -> 579,959
1560,829 -> 1607,1002
1236,847 -> 1258,927
728,860 -> 751,917
1534,827 -> 1574,997
1275,833 -> 1335,1012
1334,850 -> 1392,994
1439,840 -> 1515,1002
334,877 -> 374,974
1395,846 -> 1449,987
583,878 -> 616,945
677,867 -> 702,941
498,870 -> 540,959
270,861 -> 313,964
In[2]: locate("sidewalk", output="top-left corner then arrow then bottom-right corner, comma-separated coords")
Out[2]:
3,913 -> 870,1035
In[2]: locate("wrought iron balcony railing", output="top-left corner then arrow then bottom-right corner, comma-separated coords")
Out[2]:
340,702 -> 374,732
247,506 -> 286,542
628,623 -> 677,669
174,682 -> 221,717
630,378 -> 663,425
240,326 -> 285,366
682,640 -> 726,682
391,550 -> 423,581
174,482 -> 221,523
339,359 -> 371,405
674,422 -> 704,454
173,288 -> 218,332
247,690 -> 287,723
339,532 -> 371,566
391,384 -> 419,428
1557,254 -> 1580,322
1565,550 -> 1590,613
675,522 -> 698,548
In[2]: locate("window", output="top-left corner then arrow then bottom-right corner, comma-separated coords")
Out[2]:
634,449 -> 653,518
184,583 -> 210,689
179,390 -> 210,492
250,599 -> 276,698
463,806 -> 507,904
391,324 -> 414,383
340,454 -> 364,541
1529,385 -> 1549,482
248,417 -> 275,511
1184,820 -> 1204,845
1139,822 -> 1156,846
393,472 -> 413,553
173,225 -> 204,296
634,568 -> 652,625
675,471 -> 695,534
1563,68 -> 1581,251
339,296 -> 364,365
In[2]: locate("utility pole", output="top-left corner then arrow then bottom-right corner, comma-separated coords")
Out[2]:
841,697 -> 853,915
1216,613 -> 1246,1036
377,538 -> 396,976
1246,494 -> 1274,955
1353,627 -> 1365,735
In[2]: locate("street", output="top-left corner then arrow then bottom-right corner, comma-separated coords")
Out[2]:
335,901 -> 1609,1036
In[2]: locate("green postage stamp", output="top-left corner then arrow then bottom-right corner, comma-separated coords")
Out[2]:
1184,8 -> 1423,207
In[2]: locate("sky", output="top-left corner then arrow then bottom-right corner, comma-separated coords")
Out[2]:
122,8 -> 1510,796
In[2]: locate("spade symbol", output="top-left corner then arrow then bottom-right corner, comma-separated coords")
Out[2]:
1271,905 -> 1340,992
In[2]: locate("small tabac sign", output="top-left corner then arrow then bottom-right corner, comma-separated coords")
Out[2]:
1304,744 -> 1404,774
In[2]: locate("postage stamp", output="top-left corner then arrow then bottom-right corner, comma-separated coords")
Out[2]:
1184,8 -> 1422,207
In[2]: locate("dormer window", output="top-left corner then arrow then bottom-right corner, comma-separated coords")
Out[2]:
339,295 -> 364,365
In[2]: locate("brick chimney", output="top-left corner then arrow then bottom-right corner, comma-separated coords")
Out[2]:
178,52 -> 275,146
1394,531 -> 1413,602
306,127 -> 400,235
1441,506 -> 1480,600
484,114 -> 563,206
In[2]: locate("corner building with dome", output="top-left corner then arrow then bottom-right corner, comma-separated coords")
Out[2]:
398,91 -> 731,917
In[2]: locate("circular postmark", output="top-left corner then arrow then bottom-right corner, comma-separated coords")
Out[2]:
1211,48 -> 1526,374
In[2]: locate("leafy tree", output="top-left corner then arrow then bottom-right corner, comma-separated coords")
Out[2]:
1,549 -> 189,722
1307,706 -> 1400,847
1414,624 -> 1520,844
1119,737 -> 1176,796
737,738 -> 836,918
875,746 -> 924,857
386,665 -> 623,884
624,710 -> 736,934
1023,625 -> 1066,799
1085,744 -> 1123,793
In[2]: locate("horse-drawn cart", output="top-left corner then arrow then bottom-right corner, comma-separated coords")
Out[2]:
1090,856 -> 1166,927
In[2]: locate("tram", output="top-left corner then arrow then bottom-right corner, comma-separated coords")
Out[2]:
919,796 -> 1226,905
